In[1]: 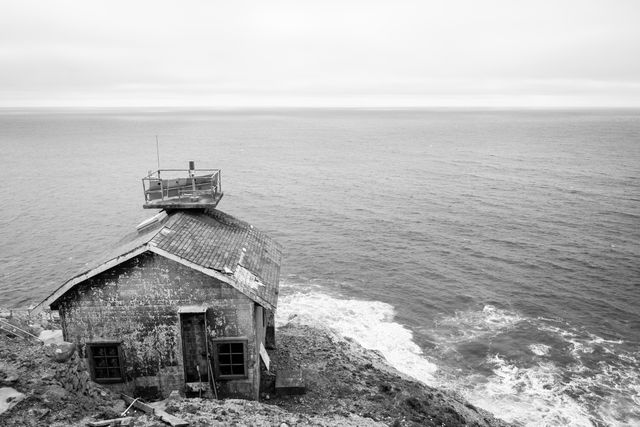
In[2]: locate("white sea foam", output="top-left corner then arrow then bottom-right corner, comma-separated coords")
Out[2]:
429,307 -> 595,425
539,324 -> 626,359
565,357 -> 640,426
487,321 -> 640,426
528,343 -> 551,356
276,290 -> 438,385
277,290 -> 640,426
432,304 -> 523,343
464,355 -> 593,426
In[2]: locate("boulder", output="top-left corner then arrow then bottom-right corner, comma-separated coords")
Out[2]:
44,341 -> 76,362
0,387 -> 25,415
0,363 -> 19,386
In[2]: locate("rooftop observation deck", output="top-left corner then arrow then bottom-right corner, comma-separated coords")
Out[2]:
142,166 -> 223,210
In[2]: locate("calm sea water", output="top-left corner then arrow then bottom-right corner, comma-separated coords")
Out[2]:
0,108 -> 638,426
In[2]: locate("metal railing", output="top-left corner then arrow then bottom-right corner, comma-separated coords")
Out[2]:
142,168 -> 222,204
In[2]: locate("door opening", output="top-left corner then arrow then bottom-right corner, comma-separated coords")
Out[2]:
179,310 -> 209,385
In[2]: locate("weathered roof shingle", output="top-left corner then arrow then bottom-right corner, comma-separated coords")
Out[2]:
35,209 -> 283,312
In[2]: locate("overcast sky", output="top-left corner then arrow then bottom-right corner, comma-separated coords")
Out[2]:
1,0 -> 639,107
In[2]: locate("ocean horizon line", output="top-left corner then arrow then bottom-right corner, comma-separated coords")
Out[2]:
1,105 -> 640,113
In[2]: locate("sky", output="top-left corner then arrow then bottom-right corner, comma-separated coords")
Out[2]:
1,0 -> 639,108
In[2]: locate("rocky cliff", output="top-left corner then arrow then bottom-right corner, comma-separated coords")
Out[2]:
0,309 -> 511,426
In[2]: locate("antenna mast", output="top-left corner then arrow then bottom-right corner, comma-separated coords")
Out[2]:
155,135 -> 161,171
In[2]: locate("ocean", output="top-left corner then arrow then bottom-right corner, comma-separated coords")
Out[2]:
0,108 -> 638,426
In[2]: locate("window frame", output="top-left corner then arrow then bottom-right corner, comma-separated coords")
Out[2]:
212,338 -> 248,380
86,341 -> 125,383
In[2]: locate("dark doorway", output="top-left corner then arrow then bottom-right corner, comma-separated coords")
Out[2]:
180,311 -> 209,384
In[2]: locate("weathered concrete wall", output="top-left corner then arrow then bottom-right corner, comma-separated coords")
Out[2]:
58,252 -> 259,400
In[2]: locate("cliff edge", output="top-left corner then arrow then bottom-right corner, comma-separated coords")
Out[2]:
0,310 -> 510,426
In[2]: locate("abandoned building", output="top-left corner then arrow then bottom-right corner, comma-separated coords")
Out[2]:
34,164 -> 282,400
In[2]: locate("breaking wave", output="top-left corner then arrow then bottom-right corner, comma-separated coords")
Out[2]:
430,307 -> 640,426
277,289 -> 640,427
465,354 -> 593,426
276,288 -> 438,386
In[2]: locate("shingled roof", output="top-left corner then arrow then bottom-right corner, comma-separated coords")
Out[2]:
35,209 -> 282,312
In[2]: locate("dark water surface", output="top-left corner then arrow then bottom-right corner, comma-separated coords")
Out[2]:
0,108 -> 638,425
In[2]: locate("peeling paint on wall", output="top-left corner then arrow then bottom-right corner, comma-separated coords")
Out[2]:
58,252 -> 260,399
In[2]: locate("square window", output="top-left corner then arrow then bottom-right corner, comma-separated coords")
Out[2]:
214,339 -> 247,379
87,343 -> 124,383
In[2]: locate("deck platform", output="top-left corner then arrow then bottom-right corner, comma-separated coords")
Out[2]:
143,192 -> 223,210
142,164 -> 223,210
